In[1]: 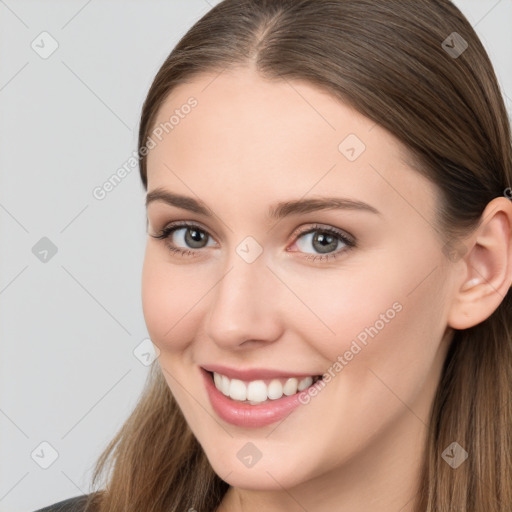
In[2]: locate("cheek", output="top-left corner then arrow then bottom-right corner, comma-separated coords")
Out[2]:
280,262 -> 404,360
141,246 -> 205,353
292,248 -> 448,383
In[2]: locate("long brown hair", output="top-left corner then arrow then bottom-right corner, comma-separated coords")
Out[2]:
83,1 -> 512,510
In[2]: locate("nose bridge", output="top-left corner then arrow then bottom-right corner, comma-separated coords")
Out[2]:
205,245 -> 283,348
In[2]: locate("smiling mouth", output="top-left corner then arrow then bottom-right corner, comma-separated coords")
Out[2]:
208,370 -> 323,405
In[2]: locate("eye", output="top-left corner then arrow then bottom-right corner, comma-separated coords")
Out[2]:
150,222 -> 216,257
150,222 -> 356,262
288,224 -> 355,262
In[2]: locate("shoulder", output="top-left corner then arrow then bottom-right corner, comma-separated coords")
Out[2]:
32,494 -> 93,512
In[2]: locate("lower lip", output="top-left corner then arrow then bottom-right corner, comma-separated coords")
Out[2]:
201,368 -> 308,428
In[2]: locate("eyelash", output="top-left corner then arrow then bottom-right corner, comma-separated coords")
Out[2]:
150,222 -> 356,262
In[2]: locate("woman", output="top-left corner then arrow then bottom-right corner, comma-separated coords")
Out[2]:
35,0 -> 512,511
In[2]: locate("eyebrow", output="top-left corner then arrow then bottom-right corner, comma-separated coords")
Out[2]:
145,187 -> 381,219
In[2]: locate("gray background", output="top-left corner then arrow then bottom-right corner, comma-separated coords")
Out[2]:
0,1 -> 510,511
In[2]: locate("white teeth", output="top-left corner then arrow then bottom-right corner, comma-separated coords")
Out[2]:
229,379 -> 247,401
267,379 -> 283,400
212,372 -> 318,404
283,377 -> 298,396
298,376 -> 313,391
247,380 -> 267,402
220,374 -> 230,396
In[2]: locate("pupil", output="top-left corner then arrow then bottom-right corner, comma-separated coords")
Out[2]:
314,233 -> 337,254
186,228 -> 206,248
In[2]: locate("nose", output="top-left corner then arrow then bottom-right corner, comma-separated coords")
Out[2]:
204,251 -> 284,351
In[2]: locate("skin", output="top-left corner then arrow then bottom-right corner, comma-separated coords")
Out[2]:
141,66 -> 512,512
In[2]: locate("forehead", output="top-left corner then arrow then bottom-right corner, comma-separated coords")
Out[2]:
145,67 -> 436,222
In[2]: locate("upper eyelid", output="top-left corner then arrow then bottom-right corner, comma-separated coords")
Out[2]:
162,221 -> 220,243
159,221 -> 354,245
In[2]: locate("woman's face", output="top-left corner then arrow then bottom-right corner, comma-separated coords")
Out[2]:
142,67 -> 456,491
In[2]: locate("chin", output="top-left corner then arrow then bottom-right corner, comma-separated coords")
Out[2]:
201,441 -> 316,491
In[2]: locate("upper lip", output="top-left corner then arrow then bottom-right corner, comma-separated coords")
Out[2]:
201,364 -> 321,381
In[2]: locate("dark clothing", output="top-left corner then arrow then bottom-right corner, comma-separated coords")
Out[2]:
33,494 -> 91,512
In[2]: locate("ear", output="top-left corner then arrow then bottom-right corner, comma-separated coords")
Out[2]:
447,196 -> 512,330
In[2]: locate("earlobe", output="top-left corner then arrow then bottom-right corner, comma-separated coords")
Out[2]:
447,197 -> 512,330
